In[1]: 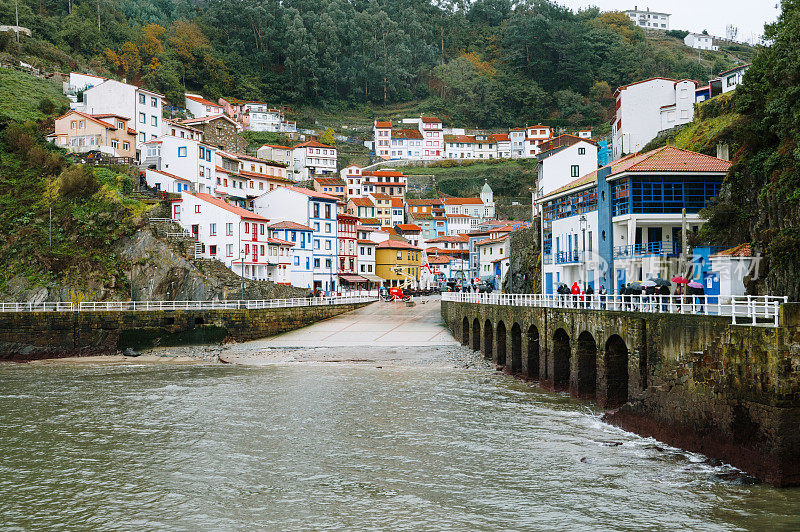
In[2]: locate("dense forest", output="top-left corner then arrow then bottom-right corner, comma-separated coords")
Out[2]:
0,0 -> 750,128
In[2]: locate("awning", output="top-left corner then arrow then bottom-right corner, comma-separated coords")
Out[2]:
339,274 -> 368,283
361,274 -> 384,283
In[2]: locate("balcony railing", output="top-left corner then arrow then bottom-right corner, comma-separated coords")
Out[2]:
554,250 -> 584,264
442,292 -> 789,327
614,241 -> 681,258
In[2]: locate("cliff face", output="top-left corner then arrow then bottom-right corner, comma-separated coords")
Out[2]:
2,225 -> 306,303
503,225 -> 541,294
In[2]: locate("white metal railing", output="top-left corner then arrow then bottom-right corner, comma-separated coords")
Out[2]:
0,295 -> 376,313
148,217 -> 172,223
442,292 -> 789,327
0,301 -> 75,312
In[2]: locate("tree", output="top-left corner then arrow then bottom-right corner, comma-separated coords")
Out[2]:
320,128 -> 335,145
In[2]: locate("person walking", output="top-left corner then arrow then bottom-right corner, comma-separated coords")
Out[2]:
585,283 -> 594,308
571,281 -> 581,308
598,284 -> 607,310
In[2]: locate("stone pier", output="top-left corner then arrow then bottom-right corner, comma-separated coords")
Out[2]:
442,299 -> 800,487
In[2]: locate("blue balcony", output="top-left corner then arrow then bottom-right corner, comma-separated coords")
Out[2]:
613,241 -> 681,259
555,250 -> 584,264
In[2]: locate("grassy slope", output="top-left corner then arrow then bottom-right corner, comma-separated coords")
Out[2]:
0,68 -> 69,122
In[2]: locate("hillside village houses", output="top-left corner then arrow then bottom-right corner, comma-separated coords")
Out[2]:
184,94 -> 223,119
218,98 -> 297,133
68,72 -> 165,160
179,114 -> 247,153
291,140 -> 337,180
684,33 -> 718,51
624,6 -> 670,30
50,110 -> 136,159
256,144 -> 293,169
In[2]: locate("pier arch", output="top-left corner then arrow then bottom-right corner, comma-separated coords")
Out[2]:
461,317 -> 470,345
472,318 -> 481,351
527,325 -> 540,380
602,334 -> 629,409
483,320 -> 493,359
576,331 -> 598,399
510,323 -> 522,373
496,321 -> 507,366
553,328 -> 571,390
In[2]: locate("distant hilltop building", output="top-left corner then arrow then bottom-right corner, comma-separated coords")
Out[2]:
684,33 -> 718,51
624,6 -> 670,30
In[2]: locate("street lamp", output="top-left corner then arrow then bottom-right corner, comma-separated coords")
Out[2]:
579,214 -> 587,290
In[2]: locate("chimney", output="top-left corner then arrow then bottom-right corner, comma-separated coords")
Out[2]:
716,142 -> 730,161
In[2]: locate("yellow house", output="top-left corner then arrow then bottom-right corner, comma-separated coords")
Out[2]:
370,193 -> 393,227
50,110 -> 136,158
376,239 -> 421,287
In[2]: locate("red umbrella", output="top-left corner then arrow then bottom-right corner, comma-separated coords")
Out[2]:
671,276 -> 689,284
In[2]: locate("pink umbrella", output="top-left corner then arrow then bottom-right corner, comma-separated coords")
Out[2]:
671,276 -> 689,284
687,281 -> 703,289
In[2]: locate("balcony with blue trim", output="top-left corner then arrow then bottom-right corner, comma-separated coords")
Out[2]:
613,241 -> 681,259
555,250 -> 584,264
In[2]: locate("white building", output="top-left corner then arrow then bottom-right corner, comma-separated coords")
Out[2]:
170,191 -> 274,280
143,135 -> 217,194
185,94 -> 223,119
291,141 -> 337,181
373,120 -> 392,159
144,168 -> 191,194
684,33 -> 718,51
341,164 -> 364,197
72,78 -> 165,159
612,77 -> 696,160
713,64 -> 750,95
357,239 -> 378,280
523,125 -> 553,157
253,186 -> 339,293
67,72 -> 107,93
509,128 -> 526,158
624,7 -> 670,30
256,144 -> 293,169
402,116 -> 443,159
269,221 -> 314,288
165,120 -> 204,142
536,135 -> 599,199
476,231 -> 510,285
493,133 -> 511,158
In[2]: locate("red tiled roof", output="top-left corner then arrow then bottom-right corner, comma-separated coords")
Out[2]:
57,110 -> 118,130
391,198 -> 403,207
421,116 -> 441,123
716,63 -> 750,77
396,224 -> 421,231
374,120 -> 392,128
147,169 -> 190,182
474,237 -> 506,246
491,133 -> 510,142
427,256 -> 451,264
391,128 -> 423,139
349,197 -> 375,207
357,239 -> 377,245
281,185 -> 338,201
371,193 -> 391,199
406,198 -> 442,206
293,140 -> 335,149
91,113 -> 130,121
186,94 -> 221,107
377,240 -> 420,250
538,134 -> 597,153
269,221 -> 313,231
359,217 -> 382,225
193,193 -> 269,221
315,177 -> 346,186
444,134 -> 476,144
614,77 -> 681,95
363,170 -> 406,178
442,197 -> 483,205
267,237 -> 295,246
446,213 -> 470,218
713,243 -> 752,257
427,234 -> 469,243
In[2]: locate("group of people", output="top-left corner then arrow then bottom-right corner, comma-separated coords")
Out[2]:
557,280 -> 707,313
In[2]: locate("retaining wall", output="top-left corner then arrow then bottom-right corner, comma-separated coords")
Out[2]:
0,302 -> 370,360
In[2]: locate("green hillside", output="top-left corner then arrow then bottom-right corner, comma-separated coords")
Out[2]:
0,68 -> 69,122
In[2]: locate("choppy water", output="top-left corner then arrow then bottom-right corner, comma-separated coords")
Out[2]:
2,361 -> 800,531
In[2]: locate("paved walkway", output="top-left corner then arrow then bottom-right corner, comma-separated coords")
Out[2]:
241,297 -> 457,348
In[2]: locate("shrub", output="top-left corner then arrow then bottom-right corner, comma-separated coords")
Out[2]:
58,165 -> 99,198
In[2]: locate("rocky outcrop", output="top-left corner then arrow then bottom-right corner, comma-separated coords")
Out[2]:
1,223 -> 305,303
503,224 -> 541,294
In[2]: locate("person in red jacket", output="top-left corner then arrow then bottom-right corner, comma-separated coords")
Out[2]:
571,281 -> 580,307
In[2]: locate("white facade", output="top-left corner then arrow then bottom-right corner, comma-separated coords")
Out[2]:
493,135 -> 511,158
144,135 -> 217,194
537,140 -> 599,198
341,165 -> 363,197
510,130 -> 526,158
253,187 -> 339,292
624,7 -> 670,30
185,94 -> 223,119
357,241 -> 377,278
269,223 -> 314,288
145,168 -> 192,194
445,215 -> 470,235
401,117 -> 443,159
291,142 -> 337,181
73,79 -> 164,158
523,126 -> 553,157
543,209 -> 600,291
684,33 -> 718,51
477,236 -> 509,282
612,78 -> 696,159
717,65 -> 749,94
68,72 -> 107,93
171,192 -> 275,281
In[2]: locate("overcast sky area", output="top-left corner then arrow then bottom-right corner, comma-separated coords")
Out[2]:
555,0 -> 780,43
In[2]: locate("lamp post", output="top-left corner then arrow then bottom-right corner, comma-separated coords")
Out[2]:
579,214 -> 587,290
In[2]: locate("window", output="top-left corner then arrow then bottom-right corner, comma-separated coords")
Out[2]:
307,258 -> 311,269
314,258 -> 320,268
139,112 -> 146,124
245,222 -> 250,233
139,94 -> 146,104
151,115 -> 158,127
313,203 -> 320,218
325,259 -> 331,268
194,205 -> 201,213
325,223 -> 331,233
294,256 -> 300,266
210,245 -> 217,255
210,223 -> 216,236
578,147 -> 585,155
123,142 -> 129,151
314,239 -> 319,249
151,97 -> 157,107
397,250 -> 402,260
571,165 -> 580,177
226,223 -> 233,236
325,204 -> 331,219
226,244 -> 233,256
178,147 -> 187,157
325,241 -> 331,250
